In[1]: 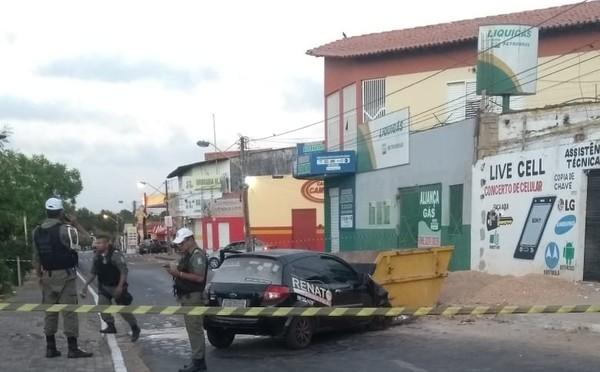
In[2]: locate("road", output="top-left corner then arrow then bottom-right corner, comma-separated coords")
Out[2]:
77,251 -> 600,372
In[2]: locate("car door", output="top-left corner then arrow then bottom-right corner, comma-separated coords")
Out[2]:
319,255 -> 371,328
287,256 -> 337,330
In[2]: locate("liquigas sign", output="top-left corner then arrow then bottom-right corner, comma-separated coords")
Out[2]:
476,25 -> 539,95
357,108 -> 410,172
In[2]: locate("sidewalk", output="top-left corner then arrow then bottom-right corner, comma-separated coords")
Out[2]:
0,277 -> 114,372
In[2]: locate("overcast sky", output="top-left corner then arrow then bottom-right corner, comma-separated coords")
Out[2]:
0,0 -> 575,212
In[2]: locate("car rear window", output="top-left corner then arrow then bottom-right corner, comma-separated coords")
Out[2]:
213,257 -> 282,285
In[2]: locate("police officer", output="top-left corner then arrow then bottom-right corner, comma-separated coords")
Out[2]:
80,235 -> 141,342
166,228 -> 208,372
32,197 -> 93,359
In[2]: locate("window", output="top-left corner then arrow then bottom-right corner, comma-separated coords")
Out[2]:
213,257 -> 282,285
446,81 -> 480,123
376,201 -> 383,224
326,92 -> 340,151
449,184 -> 464,235
368,202 -> 376,225
446,80 -> 525,122
321,256 -> 359,284
369,200 -> 391,226
291,256 -> 331,283
362,78 -> 386,122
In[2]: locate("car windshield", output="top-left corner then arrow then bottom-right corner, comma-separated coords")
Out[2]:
213,257 -> 282,285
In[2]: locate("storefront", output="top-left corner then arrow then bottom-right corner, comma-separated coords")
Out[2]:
248,175 -> 325,251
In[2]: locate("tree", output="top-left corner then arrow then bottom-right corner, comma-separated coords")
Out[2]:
118,209 -> 136,225
0,151 -> 82,239
0,139 -> 83,293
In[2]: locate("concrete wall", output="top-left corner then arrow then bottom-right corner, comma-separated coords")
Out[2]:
230,148 -> 296,192
472,103 -> 600,281
328,119 -> 476,270
385,49 -> 600,131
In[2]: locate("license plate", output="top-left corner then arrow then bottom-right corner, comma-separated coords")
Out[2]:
221,299 -> 247,308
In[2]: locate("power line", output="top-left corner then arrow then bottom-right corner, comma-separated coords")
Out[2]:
327,48 -> 600,151
250,0 -> 590,142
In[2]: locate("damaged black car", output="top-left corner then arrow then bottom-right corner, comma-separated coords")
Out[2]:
203,249 -> 390,349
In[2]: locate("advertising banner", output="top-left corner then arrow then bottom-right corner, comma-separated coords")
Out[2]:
357,109 -> 410,172
477,25 -> 539,95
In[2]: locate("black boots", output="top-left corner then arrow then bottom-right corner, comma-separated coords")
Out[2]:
100,323 -> 117,334
45,335 -> 61,358
46,336 -> 93,358
131,325 -> 141,342
67,337 -> 93,358
179,359 -> 207,372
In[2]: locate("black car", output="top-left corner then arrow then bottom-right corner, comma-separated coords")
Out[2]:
204,249 -> 390,349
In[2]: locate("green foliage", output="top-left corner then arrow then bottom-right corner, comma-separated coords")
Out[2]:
0,139 -> 82,292
0,150 -> 83,239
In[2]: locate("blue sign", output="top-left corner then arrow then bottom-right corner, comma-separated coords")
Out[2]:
554,215 -> 576,235
311,151 -> 356,175
545,242 -> 560,269
295,151 -> 356,178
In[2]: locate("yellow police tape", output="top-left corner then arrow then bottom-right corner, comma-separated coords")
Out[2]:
1,303 -> 600,317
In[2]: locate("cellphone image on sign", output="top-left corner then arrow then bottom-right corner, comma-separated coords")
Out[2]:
514,196 -> 556,260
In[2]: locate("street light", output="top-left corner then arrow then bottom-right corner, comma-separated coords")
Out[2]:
137,181 -> 165,195
103,214 -> 121,246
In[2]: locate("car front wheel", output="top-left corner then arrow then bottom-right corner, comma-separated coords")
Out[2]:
284,317 -> 314,349
208,257 -> 220,269
206,328 -> 235,349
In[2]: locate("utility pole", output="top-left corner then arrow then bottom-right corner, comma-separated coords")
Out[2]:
164,182 -> 169,216
240,135 -> 253,252
142,192 -> 148,240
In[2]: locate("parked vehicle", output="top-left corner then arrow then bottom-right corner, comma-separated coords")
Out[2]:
203,249 -> 390,349
138,239 -> 168,254
207,239 -> 267,269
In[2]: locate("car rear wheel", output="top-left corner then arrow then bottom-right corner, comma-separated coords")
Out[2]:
284,317 -> 314,349
206,328 -> 235,349
208,257 -> 220,269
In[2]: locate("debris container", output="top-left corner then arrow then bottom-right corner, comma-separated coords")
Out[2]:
371,246 -> 454,307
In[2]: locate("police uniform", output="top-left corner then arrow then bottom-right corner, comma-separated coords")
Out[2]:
174,245 -> 208,367
91,247 -> 139,334
32,216 -> 92,358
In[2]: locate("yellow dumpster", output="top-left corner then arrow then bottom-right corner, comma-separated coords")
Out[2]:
372,246 -> 454,307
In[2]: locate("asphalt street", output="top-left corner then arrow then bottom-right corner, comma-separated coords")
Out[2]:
77,251 -> 600,372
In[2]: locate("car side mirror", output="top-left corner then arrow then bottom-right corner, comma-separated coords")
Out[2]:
354,273 -> 370,288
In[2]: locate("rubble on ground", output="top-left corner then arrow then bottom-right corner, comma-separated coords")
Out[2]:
439,271 -> 600,306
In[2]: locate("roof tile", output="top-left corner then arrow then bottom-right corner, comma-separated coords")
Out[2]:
307,1 -> 600,58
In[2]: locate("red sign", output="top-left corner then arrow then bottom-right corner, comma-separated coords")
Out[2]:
301,180 -> 324,203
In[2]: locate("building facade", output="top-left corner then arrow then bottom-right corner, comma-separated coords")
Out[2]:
167,147 -> 296,250
473,103 -> 600,281
248,175 -> 325,250
303,2 -> 600,271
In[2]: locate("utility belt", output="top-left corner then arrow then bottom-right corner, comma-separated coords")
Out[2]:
43,267 -> 76,277
173,281 -> 206,299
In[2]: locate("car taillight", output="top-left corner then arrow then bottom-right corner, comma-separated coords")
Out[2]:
262,285 -> 290,306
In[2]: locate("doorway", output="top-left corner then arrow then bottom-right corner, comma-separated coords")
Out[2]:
292,209 -> 318,250
584,170 -> 600,281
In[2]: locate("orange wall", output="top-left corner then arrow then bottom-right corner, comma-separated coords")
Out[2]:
323,28 -> 600,95
247,176 -> 324,227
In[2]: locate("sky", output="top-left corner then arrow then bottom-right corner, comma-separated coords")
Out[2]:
0,0 -> 577,212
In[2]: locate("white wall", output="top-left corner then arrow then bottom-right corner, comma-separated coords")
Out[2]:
472,135 -> 600,281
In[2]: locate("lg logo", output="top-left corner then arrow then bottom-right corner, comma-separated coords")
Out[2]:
558,198 -> 575,212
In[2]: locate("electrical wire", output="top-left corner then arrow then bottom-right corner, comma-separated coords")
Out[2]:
326,50 -> 600,151
249,0 -> 590,143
